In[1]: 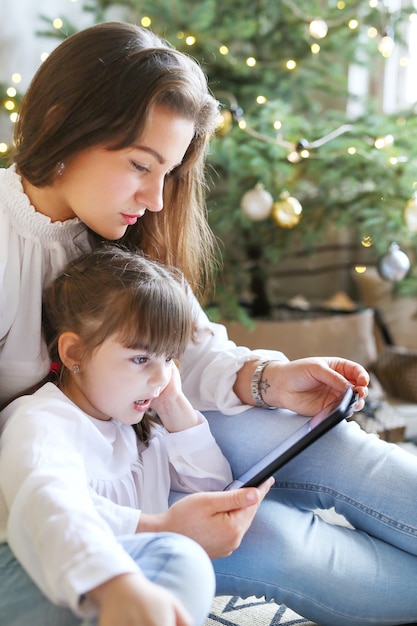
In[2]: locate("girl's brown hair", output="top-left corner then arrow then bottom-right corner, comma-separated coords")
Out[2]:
42,245 -> 193,443
14,22 -> 220,297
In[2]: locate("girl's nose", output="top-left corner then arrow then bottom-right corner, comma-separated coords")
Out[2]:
148,361 -> 170,393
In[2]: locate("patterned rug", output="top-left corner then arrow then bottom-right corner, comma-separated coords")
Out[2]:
205,596 -> 317,625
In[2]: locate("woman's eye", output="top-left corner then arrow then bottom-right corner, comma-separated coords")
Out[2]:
131,161 -> 149,173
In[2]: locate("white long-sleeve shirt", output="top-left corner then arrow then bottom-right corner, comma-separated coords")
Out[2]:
0,164 -> 287,411
0,382 -> 232,616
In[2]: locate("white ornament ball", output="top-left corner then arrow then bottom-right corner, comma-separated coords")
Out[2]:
377,243 -> 411,282
240,186 -> 274,221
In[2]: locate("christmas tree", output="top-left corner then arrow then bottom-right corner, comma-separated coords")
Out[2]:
2,0 -> 417,322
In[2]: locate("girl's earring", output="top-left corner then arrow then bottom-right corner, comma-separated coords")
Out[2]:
72,364 -> 80,374
56,162 -> 65,176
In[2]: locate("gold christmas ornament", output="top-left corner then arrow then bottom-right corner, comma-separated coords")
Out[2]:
271,193 -> 302,228
404,195 -> 417,233
215,109 -> 233,136
240,185 -> 273,221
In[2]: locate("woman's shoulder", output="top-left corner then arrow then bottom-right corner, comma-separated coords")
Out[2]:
0,164 -> 88,249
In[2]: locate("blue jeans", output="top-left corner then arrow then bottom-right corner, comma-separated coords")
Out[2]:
203,407 -> 417,626
0,532 -> 215,626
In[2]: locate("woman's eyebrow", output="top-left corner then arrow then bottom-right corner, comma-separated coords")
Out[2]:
134,145 -> 165,164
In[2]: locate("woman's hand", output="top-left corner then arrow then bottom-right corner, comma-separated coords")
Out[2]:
138,478 -> 274,559
234,357 -> 369,416
88,572 -> 192,626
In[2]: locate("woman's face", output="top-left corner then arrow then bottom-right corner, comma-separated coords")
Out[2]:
51,105 -> 195,239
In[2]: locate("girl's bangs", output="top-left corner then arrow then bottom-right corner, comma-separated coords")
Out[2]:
116,287 -> 192,358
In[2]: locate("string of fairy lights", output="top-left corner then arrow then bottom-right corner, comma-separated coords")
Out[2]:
1,0 -> 417,280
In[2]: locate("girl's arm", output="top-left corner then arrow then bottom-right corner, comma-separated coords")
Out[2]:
0,398 -> 141,618
150,363 -> 233,490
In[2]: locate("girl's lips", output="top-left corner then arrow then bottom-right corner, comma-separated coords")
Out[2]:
134,399 -> 151,412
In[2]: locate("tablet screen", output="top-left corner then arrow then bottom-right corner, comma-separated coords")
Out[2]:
224,387 -> 356,490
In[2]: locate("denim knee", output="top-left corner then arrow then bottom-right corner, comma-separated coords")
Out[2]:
119,531 -> 216,625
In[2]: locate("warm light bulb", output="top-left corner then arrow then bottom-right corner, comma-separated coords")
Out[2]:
378,35 -> 394,57
0,143 -> 8,154
309,19 -> 328,39
348,20 -> 359,30
238,119 -> 247,129
374,134 -> 394,149
287,150 -> 301,163
273,120 -> 282,130
6,87 -> 16,97
52,18 -> 63,29
354,266 -> 367,274
11,73 -> 22,84
185,36 -> 196,46
256,95 -> 267,104
141,16 -> 151,27
347,146 -> 357,154
367,27 -> 378,38
286,59 -> 297,70
246,57 -> 256,67
219,45 -> 229,55
311,43 -> 321,54
4,100 -> 15,111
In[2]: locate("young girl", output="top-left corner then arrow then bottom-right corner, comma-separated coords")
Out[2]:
2,20 -> 417,626
0,245 -> 263,626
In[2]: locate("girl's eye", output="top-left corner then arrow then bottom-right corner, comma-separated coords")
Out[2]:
165,356 -> 173,364
132,356 -> 148,365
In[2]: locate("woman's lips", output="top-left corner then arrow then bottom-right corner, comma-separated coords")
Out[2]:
121,213 -> 139,226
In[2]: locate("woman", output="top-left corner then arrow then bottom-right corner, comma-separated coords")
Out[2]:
1,20 -> 416,625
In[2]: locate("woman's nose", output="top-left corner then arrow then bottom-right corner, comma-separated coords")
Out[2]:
136,178 -> 164,213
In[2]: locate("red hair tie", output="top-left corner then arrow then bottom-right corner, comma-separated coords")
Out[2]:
49,362 -> 61,376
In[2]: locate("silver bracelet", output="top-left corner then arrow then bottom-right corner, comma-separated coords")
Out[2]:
251,360 -> 277,409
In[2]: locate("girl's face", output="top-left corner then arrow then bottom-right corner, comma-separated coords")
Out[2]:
64,335 -> 173,425
50,105 -> 195,239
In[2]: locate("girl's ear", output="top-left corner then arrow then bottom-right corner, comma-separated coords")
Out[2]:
58,332 -> 83,371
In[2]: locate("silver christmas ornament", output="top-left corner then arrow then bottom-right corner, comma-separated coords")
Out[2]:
377,242 -> 411,282
240,185 -> 273,221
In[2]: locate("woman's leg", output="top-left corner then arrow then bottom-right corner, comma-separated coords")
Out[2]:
0,532 -> 215,626
204,407 -> 417,625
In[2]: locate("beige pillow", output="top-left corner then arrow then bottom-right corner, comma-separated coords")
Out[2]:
225,308 -> 377,367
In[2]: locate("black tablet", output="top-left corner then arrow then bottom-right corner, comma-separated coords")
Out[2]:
224,387 -> 357,490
